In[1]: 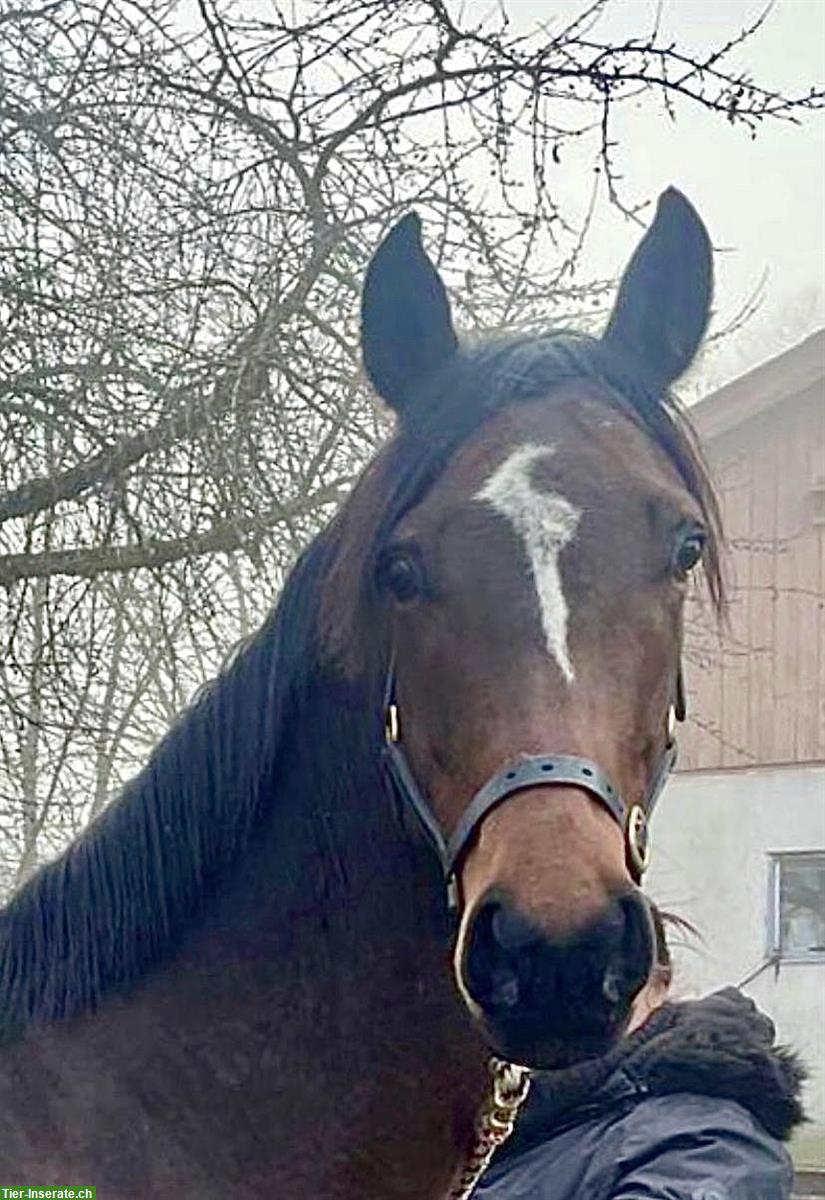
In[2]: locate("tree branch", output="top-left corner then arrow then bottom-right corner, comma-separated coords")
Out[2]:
0,479 -> 351,584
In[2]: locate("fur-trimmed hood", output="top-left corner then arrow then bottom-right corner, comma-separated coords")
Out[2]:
503,987 -> 806,1158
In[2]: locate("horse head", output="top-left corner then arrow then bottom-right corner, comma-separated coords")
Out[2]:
323,189 -> 721,1069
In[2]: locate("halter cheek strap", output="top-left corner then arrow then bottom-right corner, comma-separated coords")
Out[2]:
381,660 -> 683,908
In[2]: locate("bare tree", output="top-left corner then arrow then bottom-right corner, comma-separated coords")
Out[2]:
0,0 -> 821,887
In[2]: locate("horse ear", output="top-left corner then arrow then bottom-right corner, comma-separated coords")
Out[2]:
603,188 -> 713,385
361,213 -> 458,413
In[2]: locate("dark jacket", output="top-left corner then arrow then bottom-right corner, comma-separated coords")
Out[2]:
476,988 -> 806,1200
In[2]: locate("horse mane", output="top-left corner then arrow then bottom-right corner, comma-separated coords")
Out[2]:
0,326 -> 722,1032
0,536 -> 334,1028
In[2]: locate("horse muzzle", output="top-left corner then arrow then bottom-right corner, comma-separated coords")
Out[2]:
457,888 -> 654,1068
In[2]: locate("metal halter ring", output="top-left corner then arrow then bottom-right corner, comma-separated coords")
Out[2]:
385,702 -> 400,744
625,804 -> 651,877
666,703 -> 677,747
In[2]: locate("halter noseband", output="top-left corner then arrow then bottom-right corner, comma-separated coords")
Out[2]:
382,657 -> 684,910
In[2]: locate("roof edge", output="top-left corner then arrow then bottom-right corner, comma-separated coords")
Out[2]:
690,328 -> 825,442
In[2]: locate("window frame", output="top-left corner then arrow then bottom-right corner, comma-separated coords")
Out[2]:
767,850 -> 825,964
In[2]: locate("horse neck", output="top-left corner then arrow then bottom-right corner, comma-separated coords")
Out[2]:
190,671 -> 453,1013
0,669 -> 488,1197
120,673 -> 488,1194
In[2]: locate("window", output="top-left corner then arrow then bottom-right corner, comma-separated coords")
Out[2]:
769,853 -> 825,960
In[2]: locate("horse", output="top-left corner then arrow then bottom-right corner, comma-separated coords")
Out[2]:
0,187 -> 722,1198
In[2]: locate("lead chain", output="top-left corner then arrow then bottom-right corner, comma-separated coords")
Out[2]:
447,1057 -> 531,1200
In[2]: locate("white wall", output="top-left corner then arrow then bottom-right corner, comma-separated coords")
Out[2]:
646,763 -> 825,1167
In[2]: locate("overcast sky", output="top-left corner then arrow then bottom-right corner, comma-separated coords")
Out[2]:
466,0 -> 825,387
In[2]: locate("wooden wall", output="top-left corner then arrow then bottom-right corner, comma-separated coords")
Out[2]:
680,371 -> 825,771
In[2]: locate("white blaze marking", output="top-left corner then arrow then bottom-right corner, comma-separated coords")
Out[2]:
475,443 -> 581,682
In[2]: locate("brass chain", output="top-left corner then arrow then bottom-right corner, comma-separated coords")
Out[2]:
447,1058 -> 531,1200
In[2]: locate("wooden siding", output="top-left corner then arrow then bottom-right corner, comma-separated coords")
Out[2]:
679,371 -> 825,771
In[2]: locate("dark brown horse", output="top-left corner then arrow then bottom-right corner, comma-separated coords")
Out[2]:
0,188 -> 721,1197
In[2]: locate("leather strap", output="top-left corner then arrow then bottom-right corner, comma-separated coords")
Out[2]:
383,738 -> 449,865
383,744 -> 628,878
445,753 -> 626,875
644,739 -> 677,821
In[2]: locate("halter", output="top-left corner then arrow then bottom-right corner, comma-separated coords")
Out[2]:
382,655 -> 685,910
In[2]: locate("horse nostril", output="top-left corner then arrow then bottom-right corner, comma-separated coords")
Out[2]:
603,891 -> 655,1010
602,966 -> 622,1005
488,968 -> 521,1010
464,898 -> 542,1014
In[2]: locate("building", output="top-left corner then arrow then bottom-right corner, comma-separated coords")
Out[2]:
647,330 -> 825,1184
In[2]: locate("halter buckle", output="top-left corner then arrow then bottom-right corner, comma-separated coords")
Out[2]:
625,804 -> 651,877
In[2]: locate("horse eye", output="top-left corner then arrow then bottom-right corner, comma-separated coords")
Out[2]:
377,551 -> 424,603
673,530 -> 706,579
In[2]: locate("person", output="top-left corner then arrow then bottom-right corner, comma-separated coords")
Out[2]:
476,905 -> 806,1200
